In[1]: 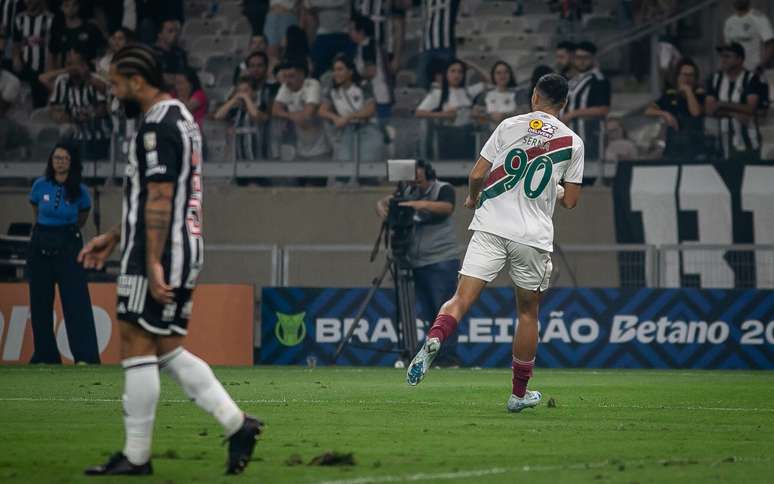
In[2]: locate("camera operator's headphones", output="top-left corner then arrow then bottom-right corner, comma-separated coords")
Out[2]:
416,159 -> 436,181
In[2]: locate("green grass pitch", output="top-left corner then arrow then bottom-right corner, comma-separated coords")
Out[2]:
0,366 -> 773,483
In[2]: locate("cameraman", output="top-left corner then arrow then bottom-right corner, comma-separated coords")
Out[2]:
376,160 -> 460,365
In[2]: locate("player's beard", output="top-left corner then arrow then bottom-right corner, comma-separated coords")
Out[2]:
122,99 -> 142,119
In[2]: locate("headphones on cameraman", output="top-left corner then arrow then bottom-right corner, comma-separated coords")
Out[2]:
416,159 -> 436,181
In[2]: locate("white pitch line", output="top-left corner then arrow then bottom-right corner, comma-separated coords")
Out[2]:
314,456 -> 774,484
0,397 -> 773,413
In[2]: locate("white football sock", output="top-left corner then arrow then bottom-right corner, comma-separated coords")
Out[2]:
121,355 -> 160,466
160,347 -> 244,437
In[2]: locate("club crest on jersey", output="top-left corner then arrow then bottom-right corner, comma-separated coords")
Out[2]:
528,119 -> 558,138
143,132 -> 157,151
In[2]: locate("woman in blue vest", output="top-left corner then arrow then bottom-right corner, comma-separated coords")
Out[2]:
27,142 -> 100,364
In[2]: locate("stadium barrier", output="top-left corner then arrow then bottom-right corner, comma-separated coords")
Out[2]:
261,287 -> 774,369
0,283 -> 254,365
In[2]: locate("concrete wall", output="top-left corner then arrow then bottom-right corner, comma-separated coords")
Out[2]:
0,183 -> 618,287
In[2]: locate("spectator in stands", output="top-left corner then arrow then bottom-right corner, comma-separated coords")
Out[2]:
48,0 -> 106,68
233,39 -> 272,84
416,0 -> 460,89
645,58 -> 706,160
265,0 -> 299,62
603,117 -> 637,162
555,41 -> 576,80
154,18 -> 188,89
416,58 -> 484,159
319,53 -> 384,162
27,141 -> 99,365
11,0 -> 54,108
136,0 -> 184,45
1,0 -> 24,58
477,61 -> 519,130
272,59 -> 329,160
706,43 -> 764,161
0,55 -> 28,158
214,76 -> 271,160
244,0 -> 270,37
354,0 -> 408,75
562,41 -> 610,160
174,67 -> 208,128
96,27 -> 134,79
350,14 -> 392,121
283,24 -> 312,71
305,0 -> 351,77
724,0 -> 773,73
41,49 -> 111,161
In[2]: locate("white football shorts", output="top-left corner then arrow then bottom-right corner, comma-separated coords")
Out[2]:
459,231 -> 553,291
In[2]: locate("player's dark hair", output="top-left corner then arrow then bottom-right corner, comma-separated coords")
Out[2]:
437,59 -> 467,111
575,40 -> 597,55
45,141 -> 83,203
535,73 -> 569,107
490,61 -> 516,88
111,43 -> 164,89
351,14 -> 375,38
530,64 -> 554,93
416,159 -> 436,181
556,40 -> 575,52
331,53 -> 361,88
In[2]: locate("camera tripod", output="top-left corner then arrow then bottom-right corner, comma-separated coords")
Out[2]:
333,238 -> 418,363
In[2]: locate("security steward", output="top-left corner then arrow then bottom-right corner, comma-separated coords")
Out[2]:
27,142 -> 100,364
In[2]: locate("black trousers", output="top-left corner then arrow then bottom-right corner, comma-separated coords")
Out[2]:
27,225 -> 100,364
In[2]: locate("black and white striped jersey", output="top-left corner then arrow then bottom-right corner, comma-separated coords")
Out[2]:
421,0 -> 459,51
49,73 -> 112,141
707,69 -> 764,156
564,67 -> 610,160
12,9 -> 54,73
120,99 -> 204,290
0,0 -> 22,41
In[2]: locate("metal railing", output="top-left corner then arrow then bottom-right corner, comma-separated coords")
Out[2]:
3,238 -> 771,289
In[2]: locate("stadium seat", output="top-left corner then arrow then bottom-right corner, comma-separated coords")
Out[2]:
231,17 -> 252,36
395,70 -> 416,88
459,36 -> 492,53
216,2 -> 243,19
485,17 -> 525,34
476,1 -> 511,17
199,71 -> 216,88
217,71 -> 234,88
205,54 -> 237,75
208,86 -> 232,104
28,107 -> 51,125
183,17 -> 227,39
192,36 -> 238,57
583,14 -> 617,31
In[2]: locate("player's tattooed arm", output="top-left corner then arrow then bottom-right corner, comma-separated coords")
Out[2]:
145,182 -> 174,266
465,156 -> 493,209
145,182 -> 175,304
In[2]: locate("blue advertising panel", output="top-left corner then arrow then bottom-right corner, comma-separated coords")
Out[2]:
261,287 -> 774,369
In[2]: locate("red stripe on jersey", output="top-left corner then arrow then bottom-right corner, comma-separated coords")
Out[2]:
484,136 -> 573,187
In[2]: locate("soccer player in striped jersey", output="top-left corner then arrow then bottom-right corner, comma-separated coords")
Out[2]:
406,74 -> 584,413
78,44 -> 263,476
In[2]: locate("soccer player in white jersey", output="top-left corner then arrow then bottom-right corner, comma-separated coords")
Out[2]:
406,73 -> 584,413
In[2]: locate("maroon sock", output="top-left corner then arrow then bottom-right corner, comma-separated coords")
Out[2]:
426,314 -> 458,343
512,357 -> 535,398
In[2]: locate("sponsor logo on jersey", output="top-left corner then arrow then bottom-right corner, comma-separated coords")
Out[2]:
528,119 -> 558,138
275,312 -> 307,346
143,132 -> 157,151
